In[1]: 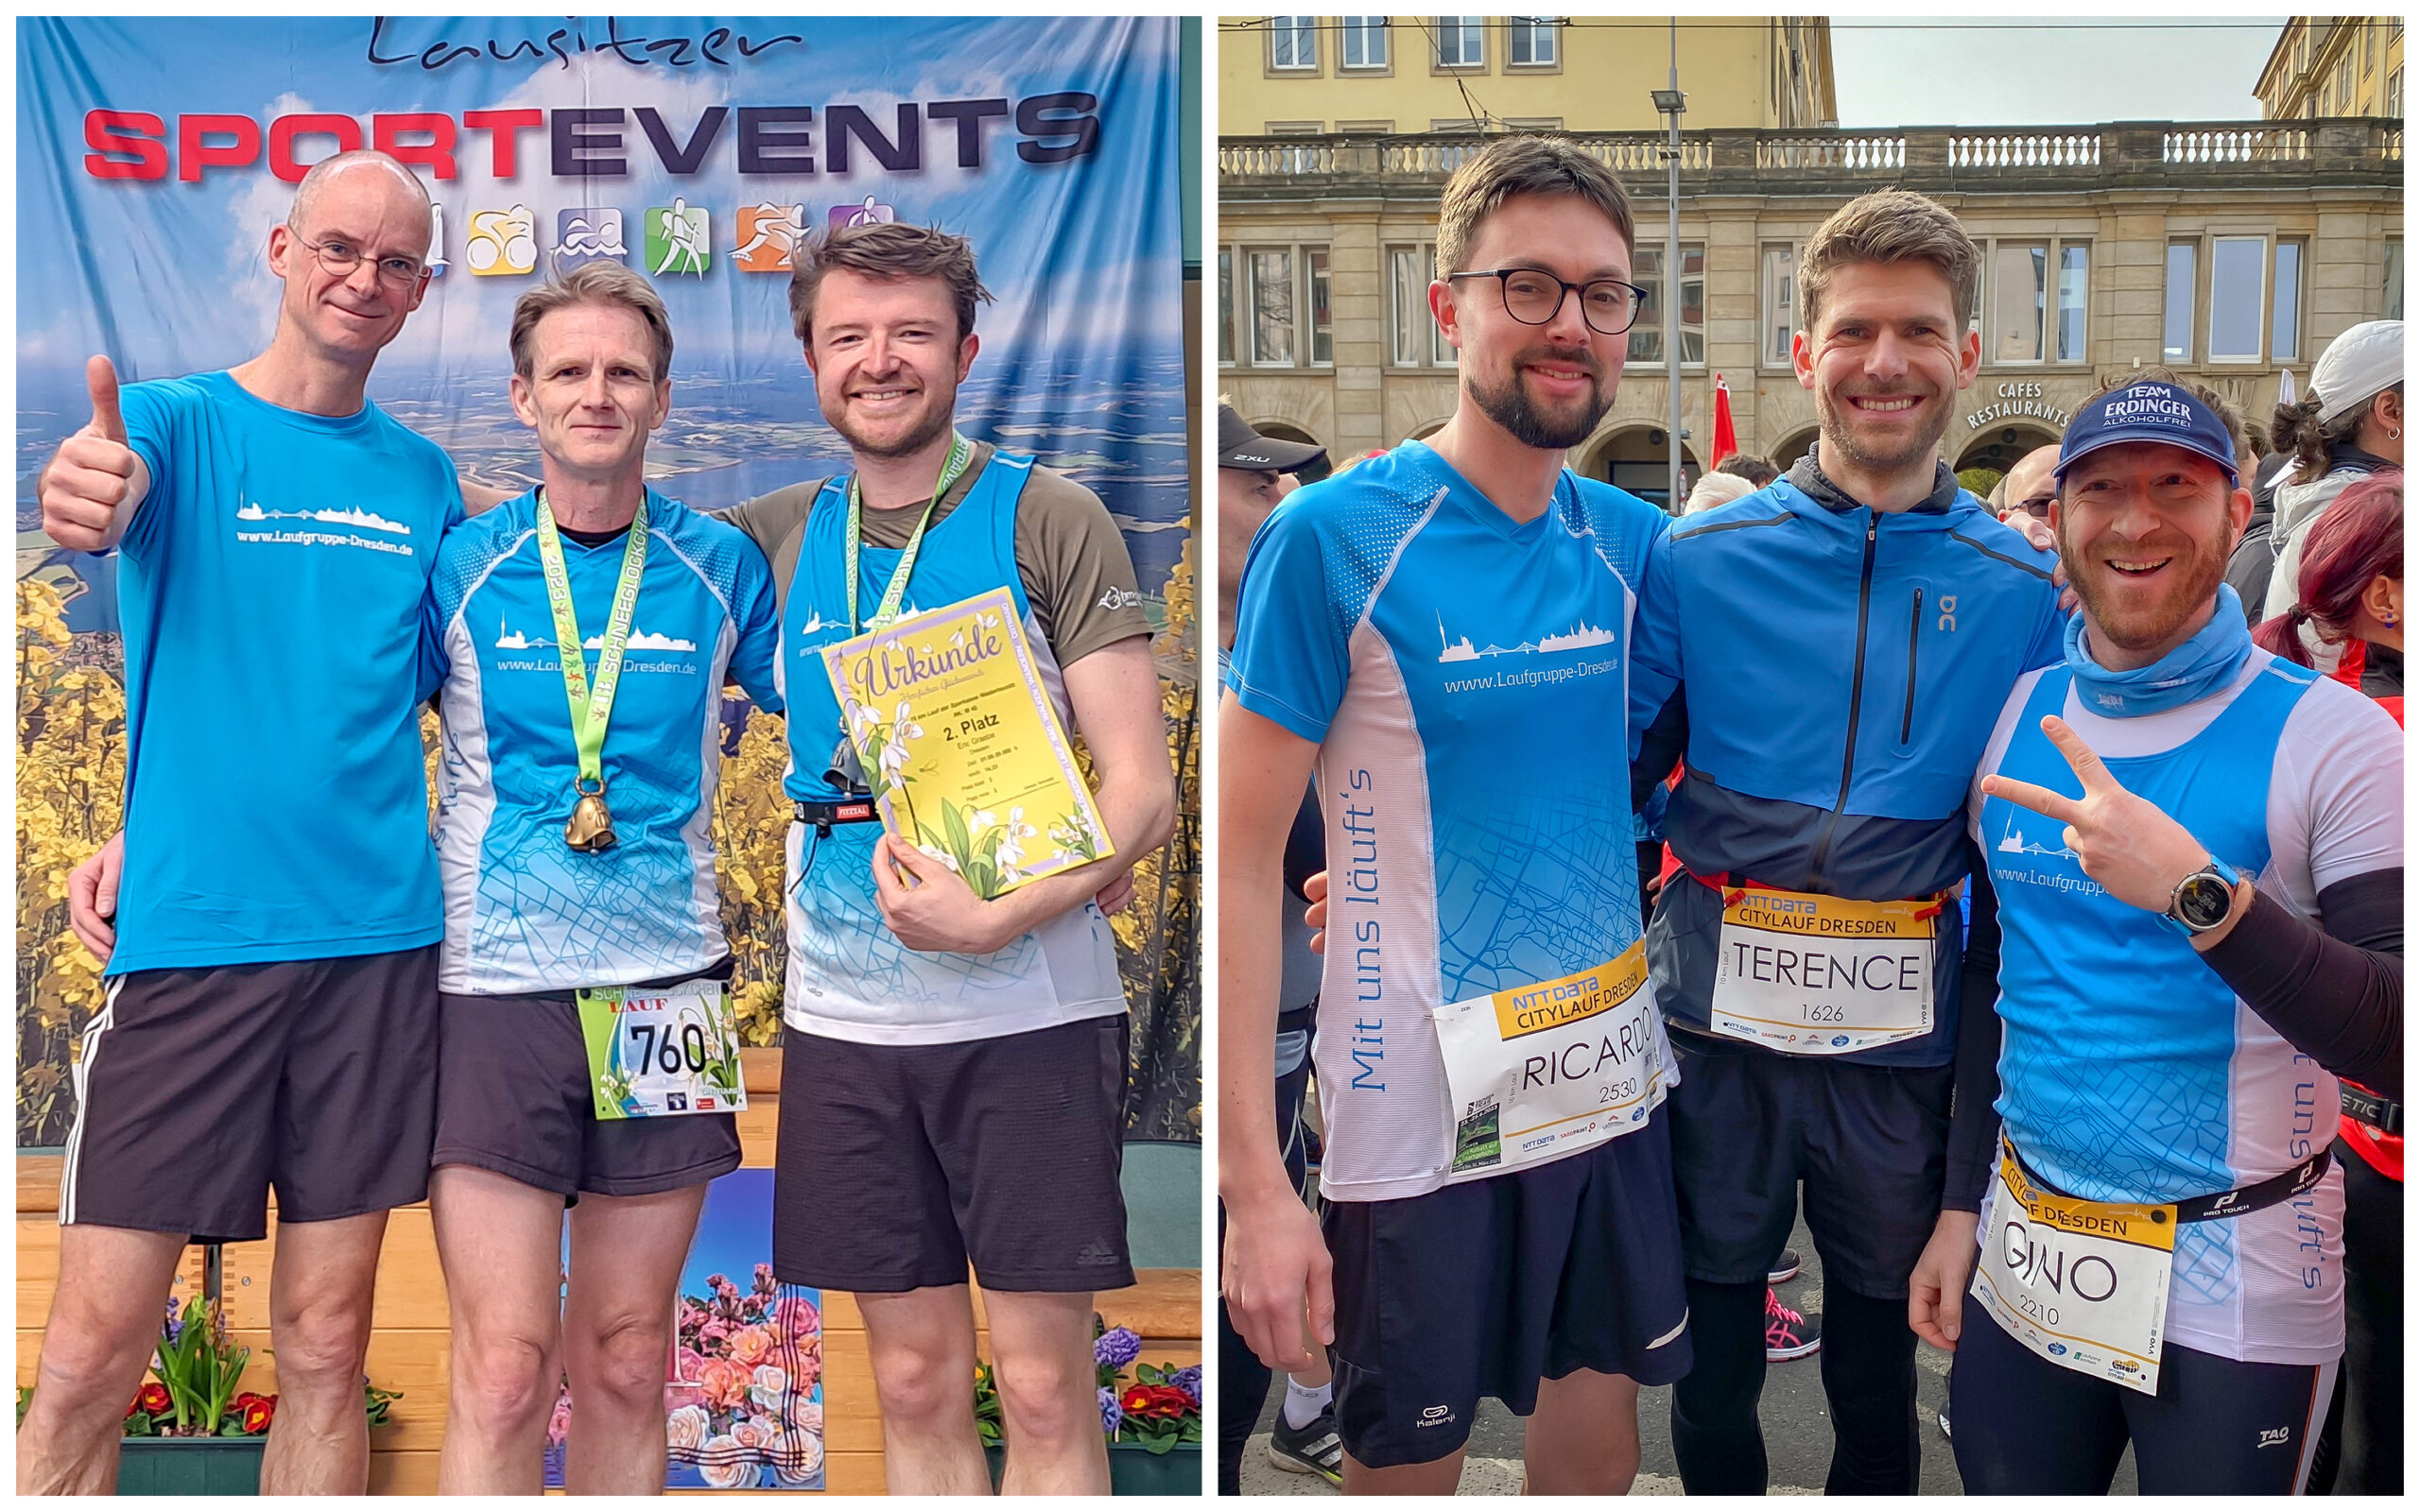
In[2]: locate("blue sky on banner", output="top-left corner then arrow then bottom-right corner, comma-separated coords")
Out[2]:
17,16 -> 1188,593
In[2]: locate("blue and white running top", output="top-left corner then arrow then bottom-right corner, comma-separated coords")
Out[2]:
429,489 -> 781,994
112,371 -> 461,973
1227,441 -> 1680,1201
1972,649 -> 2403,1365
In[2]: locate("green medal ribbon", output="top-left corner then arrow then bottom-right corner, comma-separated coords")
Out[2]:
535,490 -> 650,844
844,432 -> 976,636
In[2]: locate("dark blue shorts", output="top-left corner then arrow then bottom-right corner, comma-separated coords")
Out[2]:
1949,1304 -> 2338,1494
1665,1025 -> 1951,1297
1322,1116 -> 1692,1469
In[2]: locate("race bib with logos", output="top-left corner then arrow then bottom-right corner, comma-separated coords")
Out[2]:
577,979 -> 750,1121
1969,1145 -> 2176,1395
1432,941 -> 1669,1182
1709,885 -> 1936,1054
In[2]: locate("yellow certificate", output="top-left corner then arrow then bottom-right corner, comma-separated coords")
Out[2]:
821,586 -> 1114,900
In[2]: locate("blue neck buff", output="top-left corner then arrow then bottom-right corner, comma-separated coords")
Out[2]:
2065,584 -> 2253,718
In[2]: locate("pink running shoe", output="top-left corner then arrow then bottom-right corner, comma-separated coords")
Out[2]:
1764,1290 -> 1823,1361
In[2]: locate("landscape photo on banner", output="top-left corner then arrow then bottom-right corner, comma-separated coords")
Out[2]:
14,14 -> 1198,1149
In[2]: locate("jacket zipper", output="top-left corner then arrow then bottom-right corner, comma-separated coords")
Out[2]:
1901,588 -> 1924,745
1810,515 -> 1880,884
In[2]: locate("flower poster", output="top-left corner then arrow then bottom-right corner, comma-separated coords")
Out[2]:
822,587 -> 1113,900
543,1168 -> 822,1490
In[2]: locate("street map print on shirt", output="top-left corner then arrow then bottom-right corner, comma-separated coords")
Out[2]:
1225,441 -> 1679,1200
430,490 -> 781,994
112,370 -> 461,972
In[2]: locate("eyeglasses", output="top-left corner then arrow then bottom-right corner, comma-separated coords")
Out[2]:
1446,268 -> 1649,336
288,231 -> 428,289
2016,498 -> 2055,520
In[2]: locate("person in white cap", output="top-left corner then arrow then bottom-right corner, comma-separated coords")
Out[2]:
2260,319 -> 2403,623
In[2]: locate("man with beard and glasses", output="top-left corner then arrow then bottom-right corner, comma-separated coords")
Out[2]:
1222,135 -> 1689,1495
1627,189 -> 2069,1495
1935,380 -> 2401,1494
712,221 -> 1175,1496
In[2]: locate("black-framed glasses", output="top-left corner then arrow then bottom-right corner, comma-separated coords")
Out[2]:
1446,267 -> 1648,336
289,231 -> 428,288
2015,497 -> 2054,520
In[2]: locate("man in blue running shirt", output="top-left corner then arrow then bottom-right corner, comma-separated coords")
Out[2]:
418,266 -> 785,1492
26,150 -> 458,1495
1932,381 -> 2401,1493
1223,135 -> 1689,1495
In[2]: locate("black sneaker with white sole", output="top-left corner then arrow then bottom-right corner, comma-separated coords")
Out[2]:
1767,1247 -> 1802,1284
1268,1402 -> 1345,1485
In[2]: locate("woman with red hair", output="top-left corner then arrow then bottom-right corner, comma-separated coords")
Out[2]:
2255,467 -> 2402,1495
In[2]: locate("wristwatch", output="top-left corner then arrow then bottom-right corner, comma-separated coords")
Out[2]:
2164,857 -> 2242,936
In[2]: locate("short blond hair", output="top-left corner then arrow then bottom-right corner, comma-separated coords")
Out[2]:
510,264 -> 675,384
1435,135 -> 1634,277
1797,190 -> 1979,336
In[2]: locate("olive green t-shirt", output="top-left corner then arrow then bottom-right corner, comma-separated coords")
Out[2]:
716,441 -> 1151,668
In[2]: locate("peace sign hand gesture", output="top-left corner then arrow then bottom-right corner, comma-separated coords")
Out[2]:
1979,715 -> 2248,940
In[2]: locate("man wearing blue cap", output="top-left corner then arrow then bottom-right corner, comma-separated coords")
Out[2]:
1927,379 -> 2403,1492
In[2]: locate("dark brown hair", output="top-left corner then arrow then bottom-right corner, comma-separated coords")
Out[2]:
1435,135 -> 1634,275
787,221 -> 994,348
1798,191 -> 1979,335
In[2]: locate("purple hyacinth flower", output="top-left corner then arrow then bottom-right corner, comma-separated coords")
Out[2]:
1098,1385 -> 1124,1434
1168,1364 -> 1203,1404
1094,1326 -> 1143,1369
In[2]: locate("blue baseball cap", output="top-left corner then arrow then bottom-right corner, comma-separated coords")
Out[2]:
2054,380 -> 2240,489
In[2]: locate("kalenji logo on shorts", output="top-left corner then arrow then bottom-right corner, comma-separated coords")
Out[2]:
1416,1404 -> 1455,1428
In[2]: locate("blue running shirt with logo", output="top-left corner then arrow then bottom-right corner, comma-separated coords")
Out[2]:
112,371 -> 463,973
428,489 -> 781,993
1225,441 -> 1681,1201
1971,652 -> 2402,1365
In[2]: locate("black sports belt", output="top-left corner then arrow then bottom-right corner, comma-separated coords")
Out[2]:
2006,1137 -> 2333,1226
2340,1082 -> 2402,1136
794,798 -> 879,830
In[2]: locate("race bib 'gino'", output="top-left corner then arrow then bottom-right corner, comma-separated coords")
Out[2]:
1969,1146 -> 2177,1395
1710,885 -> 1936,1054
1432,940 -> 1668,1181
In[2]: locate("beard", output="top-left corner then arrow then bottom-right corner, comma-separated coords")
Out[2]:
2059,520 -> 2232,656
1814,384 -> 1951,477
823,383 -> 957,461
1466,352 -> 1614,451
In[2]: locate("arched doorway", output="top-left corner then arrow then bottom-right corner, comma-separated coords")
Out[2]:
1252,418 -> 1335,485
1953,422 -> 2061,478
1770,426 -> 1820,472
1584,426 -> 1699,510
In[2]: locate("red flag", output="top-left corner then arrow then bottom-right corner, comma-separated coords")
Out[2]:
1711,373 -> 1737,468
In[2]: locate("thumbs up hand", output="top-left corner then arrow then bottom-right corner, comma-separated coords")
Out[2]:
39,355 -> 147,552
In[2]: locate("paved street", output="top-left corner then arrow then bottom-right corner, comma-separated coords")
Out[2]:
1236,1210 -> 2141,1495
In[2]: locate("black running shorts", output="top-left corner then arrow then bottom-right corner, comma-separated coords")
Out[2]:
432,989 -> 742,1200
772,1014 -> 1134,1295
1322,1117 -> 1694,1469
63,947 -> 441,1244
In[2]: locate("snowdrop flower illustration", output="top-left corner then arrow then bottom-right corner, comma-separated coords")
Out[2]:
998,807 -> 1039,871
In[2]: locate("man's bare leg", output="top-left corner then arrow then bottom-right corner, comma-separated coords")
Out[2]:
17,1224 -> 187,1494
562,1183 -> 709,1494
261,1210 -> 390,1494
1525,1367 -> 1643,1494
984,1290 -> 1110,1496
1343,1447 -> 1465,1494
429,1165 -> 568,1494
857,1287 -> 990,1494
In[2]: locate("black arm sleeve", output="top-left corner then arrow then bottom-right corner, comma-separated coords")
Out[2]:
1632,684 -> 1688,815
1281,781 -> 1324,903
1942,853 -> 2005,1213
2195,867 -> 2403,1096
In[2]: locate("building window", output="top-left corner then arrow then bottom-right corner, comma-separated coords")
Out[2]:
2207,235 -> 2267,363
1760,245 -> 1797,368
2163,242 -> 2197,363
2385,240 -> 2404,323
2271,239 -> 2304,364
1269,16 -> 1317,72
1340,17 -> 1388,71
1389,244 -> 1457,367
1628,241 -> 1706,367
1435,16 -> 1485,70
1250,249 -> 1296,366
1509,17 -> 1561,68
2056,244 -> 2089,363
2389,68 -> 2402,119
1308,249 -> 1334,365
1218,249 -> 1235,366
1978,239 -> 2089,366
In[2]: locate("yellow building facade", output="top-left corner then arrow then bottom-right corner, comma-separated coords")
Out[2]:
2259,16 -> 2403,121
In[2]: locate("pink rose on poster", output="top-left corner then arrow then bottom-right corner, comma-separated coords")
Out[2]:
731,1416 -> 773,1450
700,1358 -> 752,1410
700,1319 -> 732,1346
546,1387 -> 573,1447
729,1325 -> 775,1366
699,1435 -> 751,1488
751,1365 -> 788,1412
793,1339 -> 822,1395
674,1348 -> 707,1383
666,1404 -> 710,1452
773,1296 -> 821,1338
770,1429 -> 824,1486
793,1400 -> 824,1436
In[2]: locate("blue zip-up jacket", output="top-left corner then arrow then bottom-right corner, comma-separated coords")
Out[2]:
1633,455 -> 2066,1066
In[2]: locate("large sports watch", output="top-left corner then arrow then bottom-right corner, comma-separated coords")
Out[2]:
2164,857 -> 2242,936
